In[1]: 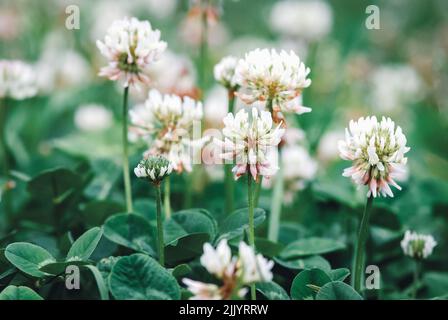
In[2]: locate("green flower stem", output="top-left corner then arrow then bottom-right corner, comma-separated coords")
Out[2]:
224,91 -> 236,214
164,176 -> 171,219
353,196 -> 374,293
155,184 -> 165,266
0,99 -> 8,178
0,99 -> 12,226
268,162 -> 283,242
199,5 -> 208,94
254,176 -> 263,208
122,87 -> 133,213
247,175 -> 256,300
412,260 -> 420,299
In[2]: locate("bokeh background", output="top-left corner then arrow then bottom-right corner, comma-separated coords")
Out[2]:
1,0 -> 447,299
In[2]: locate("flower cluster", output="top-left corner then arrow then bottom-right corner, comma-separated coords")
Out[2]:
183,240 -> 274,300
97,17 -> 167,88
338,116 -> 410,198
214,56 -> 238,90
74,104 -> 113,132
216,108 -> 285,181
234,48 -> 311,116
0,60 -> 37,100
134,155 -> 172,184
401,231 -> 437,259
130,89 -> 205,173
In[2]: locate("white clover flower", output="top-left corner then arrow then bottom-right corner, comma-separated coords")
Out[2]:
269,0 -> 333,42
401,231 -> 437,259
370,65 -> 423,112
148,50 -> 197,98
36,49 -> 91,93
234,48 -> 311,115
214,56 -> 238,89
96,17 -> 167,88
182,279 -> 223,300
134,155 -> 173,184
317,130 -> 345,162
200,239 -> 234,279
216,108 -> 285,181
0,60 -> 37,100
130,89 -> 205,173
237,242 -> 274,284
183,240 -> 272,300
74,104 -> 113,132
338,116 -> 410,198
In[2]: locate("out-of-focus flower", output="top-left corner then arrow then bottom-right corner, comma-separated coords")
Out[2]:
96,17 -> 167,88
148,50 -> 198,98
317,130 -> 345,162
401,231 -> 437,259
134,155 -> 173,184
183,239 -> 273,300
204,86 -> 229,128
215,108 -> 285,181
74,104 -> 113,132
338,116 -> 410,198
214,56 -> 238,90
269,0 -> 333,42
0,7 -> 22,40
370,65 -> 423,112
264,128 -> 317,203
36,49 -> 91,93
200,239 -> 233,279
234,49 -> 311,120
147,0 -> 178,19
0,60 -> 37,100
237,242 -> 274,283
130,89 -> 205,173
179,13 -> 229,48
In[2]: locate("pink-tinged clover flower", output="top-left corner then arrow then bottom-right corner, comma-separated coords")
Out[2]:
215,108 -> 285,181
96,17 -> 167,88
338,116 -> 410,198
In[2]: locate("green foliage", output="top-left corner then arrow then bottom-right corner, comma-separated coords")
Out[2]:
0,286 -> 43,300
109,254 -> 180,300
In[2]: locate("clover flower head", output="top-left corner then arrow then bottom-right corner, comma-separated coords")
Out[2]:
200,239 -> 234,279
0,60 -> 37,100
237,242 -> 274,284
215,107 -> 285,181
234,48 -> 311,114
183,240 -> 273,300
401,230 -> 437,259
130,89 -> 205,173
214,56 -> 238,89
338,116 -> 410,198
96,17 -> 167,88
134,155 -> 172,184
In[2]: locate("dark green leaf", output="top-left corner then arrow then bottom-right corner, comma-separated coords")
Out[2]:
67,227 -> 103,261
0,285 -> 43,300
218,208 -> 266,241
5,242 -> 56,277
280,238 -> 345,259
329,268 -> 351,282
291,268 -> 332,300
109,254 -> 180,300
103,214 -> 155,255
316,281 -> 363,300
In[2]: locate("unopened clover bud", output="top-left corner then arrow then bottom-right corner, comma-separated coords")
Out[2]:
134,156 -> 173,184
